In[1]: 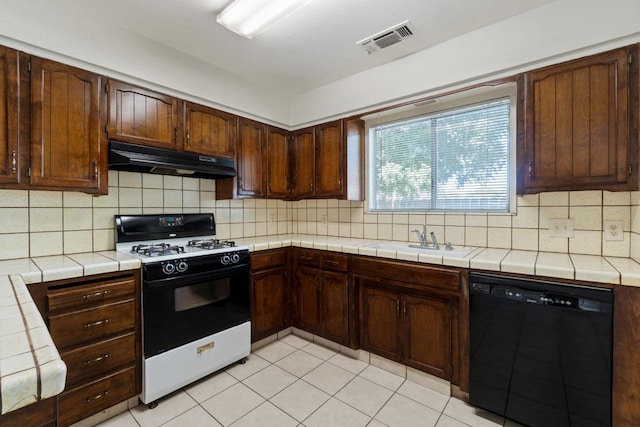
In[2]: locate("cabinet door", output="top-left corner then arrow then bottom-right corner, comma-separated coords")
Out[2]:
30,58 -> 105,193
362,285 -> 401,361
315,120 -> 344,198
267,126 -> 290,198
252,266 -> 288,342
107,80 -> 179,149
184,102 -> 236,157
237,117 -> 266,197
321,270 -> 349,345
290,127 -> 315,198
403,294 -> 452,379
0,46 -> 20,185
297,266 -> 322,334
523,46 -> 632,192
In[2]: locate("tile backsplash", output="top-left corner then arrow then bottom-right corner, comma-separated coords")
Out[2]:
0,171 -> 638,261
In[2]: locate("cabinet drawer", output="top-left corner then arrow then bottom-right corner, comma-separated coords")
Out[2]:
322,252 -> 349,272
251,249 -> 287,271
49,299 -> 136,348
61,333 -> 136,386
57,367 -> 136,427
48,277 -> 135,312
297,249 -> 321,267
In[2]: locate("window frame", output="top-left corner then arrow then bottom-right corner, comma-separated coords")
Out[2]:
364,83 -> 517,214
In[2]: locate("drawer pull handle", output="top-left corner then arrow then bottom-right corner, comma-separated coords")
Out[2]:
84,319 -> 111,329
84,353 -> 111,367
325,259 -> 339,265
83,290 -> 112,300
86,390 -> 109,404
11,150 -> 16,173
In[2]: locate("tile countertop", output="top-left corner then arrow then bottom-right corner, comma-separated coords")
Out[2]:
240,234 -> 640,287
1,236 -> 639,415
0,251 -> 141,415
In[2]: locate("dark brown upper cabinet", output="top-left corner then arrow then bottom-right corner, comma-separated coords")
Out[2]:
266,126 -> 290,199
106,79 -> 180,150
30,58 -> 106,194
0,46 -> 21,185
290,126 -> 315,198
288,118 -> 363,201
520,44 -> 638,193
217,117 -> 267,199
183,102 -> 236,157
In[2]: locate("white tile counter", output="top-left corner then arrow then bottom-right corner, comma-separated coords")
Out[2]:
2,236 -> 639,416
0,251 -> 141,415
241,234 -> 640,287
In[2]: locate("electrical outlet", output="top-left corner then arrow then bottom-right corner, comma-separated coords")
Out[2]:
268,213 -> 276,224
603,220 -> 624,241
547,218 -> 574,238
320,214 -> 328,226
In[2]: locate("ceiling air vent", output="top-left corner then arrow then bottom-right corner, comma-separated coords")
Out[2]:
357,20 -> 416,54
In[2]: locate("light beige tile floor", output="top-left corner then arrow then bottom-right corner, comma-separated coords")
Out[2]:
96,335 -> 518,427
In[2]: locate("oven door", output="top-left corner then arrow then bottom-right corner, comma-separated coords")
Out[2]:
142,263 -> 250,358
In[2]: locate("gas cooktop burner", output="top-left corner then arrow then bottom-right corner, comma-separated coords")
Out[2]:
186,239 -> 236,250
132,243 -> 185,257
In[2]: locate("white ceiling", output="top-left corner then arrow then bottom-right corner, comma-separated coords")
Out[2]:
71,0 -> 553,97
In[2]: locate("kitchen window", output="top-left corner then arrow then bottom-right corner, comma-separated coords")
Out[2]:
366,84 -> 516,212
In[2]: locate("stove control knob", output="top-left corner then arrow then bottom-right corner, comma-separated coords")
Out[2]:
221,255 -> 231,265
162,262 -> 176,275
231,253 -> 240,263
176,260 -> 188,273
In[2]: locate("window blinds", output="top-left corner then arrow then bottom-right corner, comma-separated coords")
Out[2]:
369,97 -> 510,212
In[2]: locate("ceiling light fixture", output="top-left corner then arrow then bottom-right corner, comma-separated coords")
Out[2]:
217,0 -> 313,39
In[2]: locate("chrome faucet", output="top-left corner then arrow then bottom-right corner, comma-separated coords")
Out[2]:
411,225 -> 427,246
410,225 -> 440,249
429,231 -> 440,250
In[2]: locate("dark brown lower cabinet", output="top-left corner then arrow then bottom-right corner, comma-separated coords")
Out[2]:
361,284 -> 452,379
250,249 -> 290,342
0,397 -> 56,427
295,249 -> 352,347
354,256 -> 465,386
47,271 -> 141,427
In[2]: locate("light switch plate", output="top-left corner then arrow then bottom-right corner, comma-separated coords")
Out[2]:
603,220 -> 624,241
548,218 -> 574,238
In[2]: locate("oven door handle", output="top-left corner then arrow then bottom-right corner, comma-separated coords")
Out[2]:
144,263 -> 249,289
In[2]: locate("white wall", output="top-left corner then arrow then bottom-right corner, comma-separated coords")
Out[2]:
0,0 -> 291,127
290,0 -> 640,126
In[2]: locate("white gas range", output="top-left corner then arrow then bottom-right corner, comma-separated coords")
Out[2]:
115,214 -> 251,407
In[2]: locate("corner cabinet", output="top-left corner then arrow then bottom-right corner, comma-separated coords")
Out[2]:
353,256 -> 467,387
250,249 -> 290,342
520,44 -> 638,193
217,117 -> 267,199
106,79 -> 180,150
266,126 -> 290,198
30,58 -> 107,194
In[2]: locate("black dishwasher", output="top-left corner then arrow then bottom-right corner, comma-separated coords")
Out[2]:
469,272 -> 613,427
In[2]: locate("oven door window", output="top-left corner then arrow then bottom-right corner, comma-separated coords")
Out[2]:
143,270 -> 250,358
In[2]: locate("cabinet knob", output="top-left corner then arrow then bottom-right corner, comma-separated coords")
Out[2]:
10,150 -> 16,173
